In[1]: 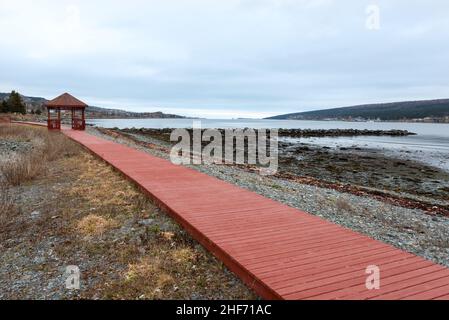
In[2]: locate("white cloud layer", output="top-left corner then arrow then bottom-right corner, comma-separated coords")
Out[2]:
1,0 -> 448,118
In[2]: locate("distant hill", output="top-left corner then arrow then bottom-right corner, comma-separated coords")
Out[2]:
0,92 -> 47,111
85,106 -> 185,119
267,99 -> 449,122
0,92 -> 186,119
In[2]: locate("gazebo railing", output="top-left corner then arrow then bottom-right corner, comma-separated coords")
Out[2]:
72,118 -> 86,130
47,119 -> 61,130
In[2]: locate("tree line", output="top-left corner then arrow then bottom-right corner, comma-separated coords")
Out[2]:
1,90 -> 27,114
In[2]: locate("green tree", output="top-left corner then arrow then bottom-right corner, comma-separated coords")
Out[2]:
0,100 -> 8,113
6,90 -> 26,114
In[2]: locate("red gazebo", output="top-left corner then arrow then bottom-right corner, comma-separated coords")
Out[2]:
44,93 -> 88,130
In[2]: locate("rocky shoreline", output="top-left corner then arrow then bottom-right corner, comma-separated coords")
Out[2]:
119,127 -> 415,139
113,127 -> 447,206
86,126 -> 449,268
278,141 -> 449,205
278,128 -> 415,137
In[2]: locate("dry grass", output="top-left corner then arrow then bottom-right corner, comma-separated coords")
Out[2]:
0,184 -> 20,235
120,257 -> 175,299
0,184 -> 15,214
0,124 -> 37,141
171,248 -> 196,264
77,214 -> 119,237
0,124 -> 80,186
56,152 -> 254,299
0,152 -> 46,186
317,195 -> 355,214
66,157 -> 142,213
335,197 -> 354,213
42,132 -> 81,161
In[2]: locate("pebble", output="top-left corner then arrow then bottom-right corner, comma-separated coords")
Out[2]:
138,218 -> 155,226
30,210 -> 40,217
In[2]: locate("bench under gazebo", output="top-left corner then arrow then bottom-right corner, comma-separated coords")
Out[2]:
44,93 -> 88,130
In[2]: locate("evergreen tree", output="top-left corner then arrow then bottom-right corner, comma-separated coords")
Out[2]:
7,91 -> 26,114
0,100 -> 8,113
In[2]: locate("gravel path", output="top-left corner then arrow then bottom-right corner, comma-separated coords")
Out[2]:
86,127 -> 449,268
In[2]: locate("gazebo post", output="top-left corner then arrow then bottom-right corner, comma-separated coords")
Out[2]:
71,108 -> 74,129
57,107 -> 61,129
46,107 -> 60,130
82,108 -> 85,130
47,107 -> 51,128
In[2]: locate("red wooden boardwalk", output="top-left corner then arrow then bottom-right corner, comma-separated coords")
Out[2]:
16,123 -> 449,299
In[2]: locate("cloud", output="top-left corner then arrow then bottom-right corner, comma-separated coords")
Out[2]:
0,0 -> 448,118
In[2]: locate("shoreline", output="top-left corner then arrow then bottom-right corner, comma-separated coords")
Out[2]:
4,113 -> 449,124
114,127 -> 449,207
86,126 -> 449,268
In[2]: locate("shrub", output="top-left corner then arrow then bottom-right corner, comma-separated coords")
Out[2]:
0,152 -> 46,186
0,125 -> 81,186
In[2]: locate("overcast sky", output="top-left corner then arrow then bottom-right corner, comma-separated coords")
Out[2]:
1,0 -> 448,118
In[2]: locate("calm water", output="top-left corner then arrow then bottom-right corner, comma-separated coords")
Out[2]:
88,118 -> 449,171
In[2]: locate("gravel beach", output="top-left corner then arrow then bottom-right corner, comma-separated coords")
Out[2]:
87,126 -> 449,268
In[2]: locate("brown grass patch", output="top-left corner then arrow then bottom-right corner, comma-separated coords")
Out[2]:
125,258 -> 158,282
157,273 -> 174,289
66,156 -> 140,216
171,248 -> 196,264
0,184 -> 20,237
1,152 -> 46,186
0,123 -> 37,141
0,184 -> 15,215
77,214 -> 118,236
42,132 -> 81,161
0,124 -> 80,186
110,257 -> 175,299
160,231 -> 175,241
335,197 -> 354,212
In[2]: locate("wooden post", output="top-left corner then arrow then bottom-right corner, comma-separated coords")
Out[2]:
82,108 -> 85,130
57,107 -> 61,129
71,108 -> 74,129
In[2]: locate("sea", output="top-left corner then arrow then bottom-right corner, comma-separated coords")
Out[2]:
88,119 -> 449,172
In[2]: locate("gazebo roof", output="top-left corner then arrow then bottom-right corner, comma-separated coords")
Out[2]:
45,93 -> 88,109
